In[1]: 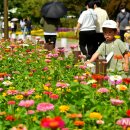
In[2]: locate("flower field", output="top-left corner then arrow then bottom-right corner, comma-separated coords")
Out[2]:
0,38 -> 130,130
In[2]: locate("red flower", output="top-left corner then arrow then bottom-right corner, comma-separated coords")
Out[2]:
40,116 -> 65,129
126,110 -> 130,117
92,74 -> 104,80
5,115 -> 15,121
91,83 -> 98,88
7,100 -> 16,105
123,78 -> 130,84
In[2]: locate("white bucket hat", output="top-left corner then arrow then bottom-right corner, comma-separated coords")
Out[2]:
102,20 -> 117,29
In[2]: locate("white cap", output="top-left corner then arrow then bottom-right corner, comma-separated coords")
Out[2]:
102,20 -> 117,29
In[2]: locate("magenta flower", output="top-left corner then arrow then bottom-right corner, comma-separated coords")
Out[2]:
20,89 -> 35,97
97,88 -> 109,93
116,118 -> 130,127
37,102 -> 54,112
7,90 -> 19,95
110,98 -> 124,106
19,100 -> 34,108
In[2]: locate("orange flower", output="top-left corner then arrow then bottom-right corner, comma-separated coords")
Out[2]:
74,120 -> 85,126
127,52 -> 130,57
0,73 -> 7,78
67,113 -> 82,118
114,55 -> 123,60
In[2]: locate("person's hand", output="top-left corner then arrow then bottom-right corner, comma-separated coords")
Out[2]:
84,60 -> 91,65
123,63 -> 129,72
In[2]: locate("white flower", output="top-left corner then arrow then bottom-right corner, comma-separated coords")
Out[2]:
20,44 -> 29,47
2,81 -> 13,86
109,75 -> 122,81
87,63 -> 95,68
87,79 -> 97,85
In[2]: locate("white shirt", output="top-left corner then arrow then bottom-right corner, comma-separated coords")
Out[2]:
94,7 -> 109,33
78,9 -> 97,31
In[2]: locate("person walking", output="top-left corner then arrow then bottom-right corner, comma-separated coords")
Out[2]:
85,20 -> 129,77
94,0 -> 109,46
75,0 -> 98,60
116,4 -> 130,42
40,17 -> 60,48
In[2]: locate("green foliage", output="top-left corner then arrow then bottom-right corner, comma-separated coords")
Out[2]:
60,18 -> 77,28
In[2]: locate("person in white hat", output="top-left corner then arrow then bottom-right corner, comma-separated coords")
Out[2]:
85,20 -> 129,77
124,25 -> 130,51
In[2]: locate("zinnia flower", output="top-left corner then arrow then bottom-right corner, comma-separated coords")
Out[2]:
19,100 -> 34,108
89,112 -> 102,119
59,105 -> 70,113
7,100 -> 16,105
5,115 -> 15,121
73,120 -> 85,126
2,80 -> 13,86
116,84 -> 127,91
97,87 -> 109,93
126,110 -> 130,117
40,116 -> 65,129
116,118 -> 130,127
110,98 -> 124,106
37,102 -> 54,112
108,75 -> 122,85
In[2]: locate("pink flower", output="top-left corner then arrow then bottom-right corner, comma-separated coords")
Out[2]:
116,118 -> 130,127
79,65 -> 87,70
19,100 -> 34,108
45,59 -> 51,63
110,98 -> 124,106
56,82 -> 70,88
37,102 -> 54,112
26,110 -> 35,115
7,90 -> 19,95
97,88 -> 109,93
96,120 -> 104,124
70,44 -> 78,50
21,89 -> 35,97
0,88 -> 4,92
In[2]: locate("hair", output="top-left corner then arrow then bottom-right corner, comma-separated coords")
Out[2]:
119,3 -> 126,10
94,0 -> 102,7
85,0 -> 94,8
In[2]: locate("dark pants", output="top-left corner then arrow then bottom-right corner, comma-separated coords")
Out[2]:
120,30 -> 126,42
44,35 -> 57,46
96,33 -> 105,46
79,30 -> 98,58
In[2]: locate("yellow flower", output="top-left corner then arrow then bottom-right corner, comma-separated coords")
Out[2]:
59,105 -> 70,113
74,80 -> 78,82
34,94 -> 42,99
2,92 -> 7,97
32,116 -> 37,121
66,88 -> 71,92
116,84 -> 127,91
89,112 -> 102,119
43,85 -> 52,91
0,111 -> 6,116
48,77 -> 52,80
56,88 -> 62,91
15,95 -> 23,100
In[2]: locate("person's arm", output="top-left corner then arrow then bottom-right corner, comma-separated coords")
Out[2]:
74,22 -> 81,36
85,52 -> 100,64
123,52 -> 129,72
